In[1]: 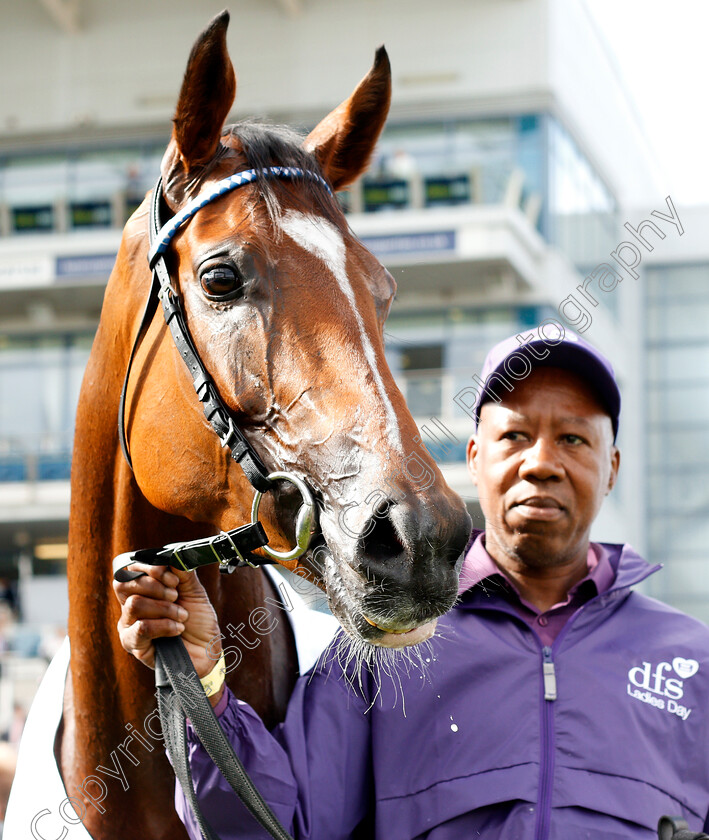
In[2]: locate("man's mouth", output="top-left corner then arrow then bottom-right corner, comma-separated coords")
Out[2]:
511,496 -> 565,522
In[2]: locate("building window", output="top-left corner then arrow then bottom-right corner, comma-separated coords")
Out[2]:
547,117 -> 618,279
645,262 -> 709,621
0,332 -> 94,481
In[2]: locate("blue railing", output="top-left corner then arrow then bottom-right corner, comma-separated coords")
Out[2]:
0,451 -> 71,482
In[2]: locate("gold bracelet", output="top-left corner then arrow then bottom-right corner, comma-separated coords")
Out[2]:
200,652 -> 226,698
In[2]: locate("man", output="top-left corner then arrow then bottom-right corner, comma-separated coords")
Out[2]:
115,328 -> 709,839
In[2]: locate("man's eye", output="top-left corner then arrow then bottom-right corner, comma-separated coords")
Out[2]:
199,265 -> 243,301
563,434 -> 585,445
502,431 -> 526,442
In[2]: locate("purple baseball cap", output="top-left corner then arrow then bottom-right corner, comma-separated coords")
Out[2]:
473,323 -> 621,440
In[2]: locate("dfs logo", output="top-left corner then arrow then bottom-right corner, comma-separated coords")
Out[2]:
628,657 -> 699,700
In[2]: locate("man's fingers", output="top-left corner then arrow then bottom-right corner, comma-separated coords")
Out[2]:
129,617 -> 185,642
112,561 -> 216,676
113,575 -> 178,606
120,594 -> 188,627
112,564 -> 184,605
118,618 -> 187,666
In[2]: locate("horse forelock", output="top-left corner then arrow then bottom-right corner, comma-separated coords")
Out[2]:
218,120 -> 342,226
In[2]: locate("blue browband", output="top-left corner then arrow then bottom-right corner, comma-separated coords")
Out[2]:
148,166 -> 332,267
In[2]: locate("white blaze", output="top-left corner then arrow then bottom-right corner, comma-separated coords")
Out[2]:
280,211 -> 403,453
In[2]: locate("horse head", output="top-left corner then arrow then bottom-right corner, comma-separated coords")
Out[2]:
123,11 -> 471,650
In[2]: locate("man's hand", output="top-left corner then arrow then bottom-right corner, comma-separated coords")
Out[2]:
113,564 -> 223,688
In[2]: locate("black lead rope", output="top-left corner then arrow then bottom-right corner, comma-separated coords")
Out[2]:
155,636 -> 294,840
113,538 -> 295,840
113,529 -> 295,840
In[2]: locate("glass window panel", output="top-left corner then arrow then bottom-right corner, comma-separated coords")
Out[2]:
648,469 -> 709,511
11,205 -> 54,233
135,146 -> 164,193
646,305 -> 664,342
646,297 -> 709,343
647,428 -> 709,467
547,117 -> 617,272
647,472 -> 664,510
399,345 -> 443,371
385,306 -> 532,422
405,376 -> 443,418
69,201 -> 112,229
648,515 -> 670,554
646,345 -> 709,383
71,150 -> 135,201
646,266 -> 667,300
445,119 -> 516,185
3,155 -> 70,204
0,361 -> 43,445
664,302 -> 709,342
374,123 -> 449,177
646,265 -> 709,301
373,118 -> 518,204
655,558 -> 709,596
648,383 -> 709,424
659,518 -> 709,556
0,144 -> 164,226
0,333 -> 93,455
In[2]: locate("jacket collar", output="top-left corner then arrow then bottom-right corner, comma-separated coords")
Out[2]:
601,540 -> 662,592
456,530 -> 661,608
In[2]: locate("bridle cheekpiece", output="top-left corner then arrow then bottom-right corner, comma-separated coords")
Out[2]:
114,167 -> 328,580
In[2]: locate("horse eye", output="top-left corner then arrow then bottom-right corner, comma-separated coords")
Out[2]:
199,265 -> 243,300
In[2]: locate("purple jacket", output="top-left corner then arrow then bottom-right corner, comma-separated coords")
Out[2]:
176,539 -> 709,839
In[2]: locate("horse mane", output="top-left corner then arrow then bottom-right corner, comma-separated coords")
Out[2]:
223,120 -> 343,224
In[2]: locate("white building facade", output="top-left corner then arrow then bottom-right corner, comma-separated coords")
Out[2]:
0,0 -> 683,647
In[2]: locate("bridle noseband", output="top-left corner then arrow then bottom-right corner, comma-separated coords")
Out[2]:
114,167 -> 331,579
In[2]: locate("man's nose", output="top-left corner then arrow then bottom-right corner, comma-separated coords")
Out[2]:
518,436 -> 565,481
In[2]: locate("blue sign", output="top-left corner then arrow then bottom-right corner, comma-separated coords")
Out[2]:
55,254 -> 117,281
360,231 -> 456,257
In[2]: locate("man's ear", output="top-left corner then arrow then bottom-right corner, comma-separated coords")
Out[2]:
466,434 -> 479,486
606,446 -> 620,494
303,47 -> 391,191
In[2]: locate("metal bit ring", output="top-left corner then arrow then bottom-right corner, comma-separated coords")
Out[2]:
250,471 -> 317,561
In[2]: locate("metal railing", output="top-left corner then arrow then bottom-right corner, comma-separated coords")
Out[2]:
0,450 -> 71,483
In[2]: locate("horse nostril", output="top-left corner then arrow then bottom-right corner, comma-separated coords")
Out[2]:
359,502 -> 405,563
354,499 -> 462,627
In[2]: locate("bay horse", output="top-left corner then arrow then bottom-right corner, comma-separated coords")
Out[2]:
53,11 -> 470,839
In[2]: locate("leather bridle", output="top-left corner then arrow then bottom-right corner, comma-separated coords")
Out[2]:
114,168 -> 330,579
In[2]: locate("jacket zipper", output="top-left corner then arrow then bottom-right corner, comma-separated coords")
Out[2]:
535,645 -> 556,840
469,588 -> 638,838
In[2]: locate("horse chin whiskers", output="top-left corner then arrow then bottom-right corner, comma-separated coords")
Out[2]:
315,626 -> 441,714
320,552 -> 450,674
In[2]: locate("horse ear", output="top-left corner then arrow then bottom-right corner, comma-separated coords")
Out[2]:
304,47 -> 391,191
162,10 -> 236,205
